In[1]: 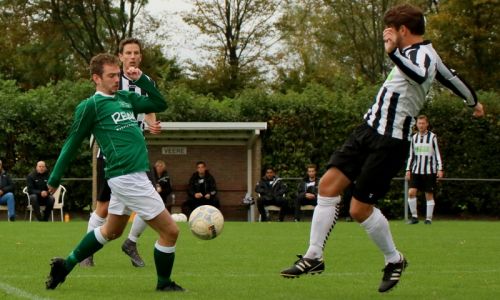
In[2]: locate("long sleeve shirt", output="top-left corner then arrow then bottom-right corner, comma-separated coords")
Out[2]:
406,131 -> 443,175
364,40 -> 477,141
48,74 -> 167,187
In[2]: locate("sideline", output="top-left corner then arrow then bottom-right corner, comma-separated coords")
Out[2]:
0,281 -> 52,300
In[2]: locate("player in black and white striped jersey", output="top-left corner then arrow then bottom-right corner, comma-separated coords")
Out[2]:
81,38 -> 162,268
281,4 -> 484,293
405,115 -> 443,224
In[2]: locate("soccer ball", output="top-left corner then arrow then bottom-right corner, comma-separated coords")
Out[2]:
188,205 -> 224,240
171,213 -> 188,222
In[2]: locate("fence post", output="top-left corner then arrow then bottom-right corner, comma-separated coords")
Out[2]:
404,179 -> 408,221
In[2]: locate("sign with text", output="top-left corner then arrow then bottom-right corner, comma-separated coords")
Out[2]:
162,146 -> 187,155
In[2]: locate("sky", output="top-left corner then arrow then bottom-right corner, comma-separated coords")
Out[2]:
143,0 -> 203,64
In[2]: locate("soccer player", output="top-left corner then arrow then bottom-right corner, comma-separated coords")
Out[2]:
405,115 -> 444,225
45,53 -> 184,292
80,38 -> 160,268
280,3 -> 484,293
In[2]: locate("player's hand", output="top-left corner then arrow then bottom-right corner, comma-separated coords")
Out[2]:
383,27 -> 397,53
405,171 -> 411,181
48,185 -> 58,194
437,170 -> 444,180
148,121 -> 161,135
473,102 -> 484,117
125,67 -> 142,81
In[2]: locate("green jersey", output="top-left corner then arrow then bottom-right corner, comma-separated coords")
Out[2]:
48,74 -> 167,187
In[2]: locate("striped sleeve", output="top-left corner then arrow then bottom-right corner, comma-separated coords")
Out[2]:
435,59 -> 477,107
432,135 -> 443,171
388,49 -> 430,84
406,135 -> 415,171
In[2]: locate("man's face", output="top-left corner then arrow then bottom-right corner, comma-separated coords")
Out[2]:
93,64 -> 120,94
307,168 -> 316,179
155,163 -> 166,174
416,118 -> 429,133
197,164 -> 206,176
265,169 -> 275,180
119,43 -> 142,70
36,162 -> 47,174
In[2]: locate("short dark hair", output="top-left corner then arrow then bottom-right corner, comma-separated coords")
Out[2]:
89,53 -> 120,77
119,37 -> 143,54
306,164 -> 317,170
417,114 -> 428,121
196,161 -> 206,167
384,4 -> 425,35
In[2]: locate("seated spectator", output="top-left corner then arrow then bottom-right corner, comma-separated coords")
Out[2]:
27,161 -> 54,221
255,167 -> 288,222
294,164 -> 319,222
182,161 -> 220,216
151,160 -> 173,212
0,159 -> 16,221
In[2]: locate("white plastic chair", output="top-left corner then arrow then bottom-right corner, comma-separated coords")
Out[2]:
24,185 -> 66,222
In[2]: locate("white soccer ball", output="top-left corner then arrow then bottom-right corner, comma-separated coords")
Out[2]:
188,205 -> 224,240
171,213 -> 188,222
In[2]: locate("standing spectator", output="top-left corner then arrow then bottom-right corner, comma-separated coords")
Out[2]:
280,4 -> 483,293
405,115 -> 444,224
27,161 -> 55,222
182,161 -> 220,216
255,167 -> 288,222
294,164 -> 319,222
0,159 -> 16,221
152,160 -> 173,212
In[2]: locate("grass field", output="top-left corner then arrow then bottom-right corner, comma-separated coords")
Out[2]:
1,220 -> 499,300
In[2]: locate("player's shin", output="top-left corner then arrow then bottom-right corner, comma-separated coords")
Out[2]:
304,195 -> 341,259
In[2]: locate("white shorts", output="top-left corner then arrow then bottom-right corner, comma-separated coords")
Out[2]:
107,172 -> 165,220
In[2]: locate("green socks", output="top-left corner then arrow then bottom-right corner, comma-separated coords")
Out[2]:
64,229 -> 105,271
154,243 -> 176,287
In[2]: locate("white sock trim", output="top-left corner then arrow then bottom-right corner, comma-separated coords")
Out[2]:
155,241 -> 176,253
317,195 -> 341,206
94,227 -> 109,245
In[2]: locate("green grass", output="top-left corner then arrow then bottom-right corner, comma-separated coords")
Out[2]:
1,220 -> 499,299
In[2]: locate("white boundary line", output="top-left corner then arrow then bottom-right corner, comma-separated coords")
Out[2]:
0,282 -> 52,300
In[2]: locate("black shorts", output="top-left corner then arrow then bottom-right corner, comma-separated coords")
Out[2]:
409,173 -> 437,193
96,156 -> 111,202
326,123 -> 410,204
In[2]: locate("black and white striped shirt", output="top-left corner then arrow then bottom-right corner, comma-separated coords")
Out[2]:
119,70 -> 155,131
406,131 -> 443,175
364,40 -> 477,141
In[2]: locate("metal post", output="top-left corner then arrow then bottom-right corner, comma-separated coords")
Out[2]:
404,178 -> 408,221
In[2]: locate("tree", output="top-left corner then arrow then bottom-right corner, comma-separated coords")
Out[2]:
427,0 -> 499,91
183,0 -> 281,97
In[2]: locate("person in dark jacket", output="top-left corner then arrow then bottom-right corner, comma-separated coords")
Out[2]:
255,167 -> 288,222
27,161 -> 55,221
182,161 -> 220,216
0,159 -> 16,221
294,164 -> 319,222
151,160 -> 173,212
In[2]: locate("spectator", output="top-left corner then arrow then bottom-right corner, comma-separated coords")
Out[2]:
27,161 -> 54,221
294,164 -> 319,222
0,159 -> 16,221
182,161 -> 220,216
405,115 -> 444,225
151,160 -> 173,212
255,167 -> 288,222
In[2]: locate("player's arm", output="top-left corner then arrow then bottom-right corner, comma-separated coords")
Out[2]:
405,137 -> 415,180
433,135 -> 444,178
125,67 -> 167,113
48,100 -> 95,190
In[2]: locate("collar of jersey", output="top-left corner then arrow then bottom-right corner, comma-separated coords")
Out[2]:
94,91 -> 115,98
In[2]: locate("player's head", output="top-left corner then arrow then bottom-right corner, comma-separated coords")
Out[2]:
119,37 -> 143,70
416,114 -> 429,133
383,4 -> 425,35
90,53 -> 121,94
155,160 -> 166,173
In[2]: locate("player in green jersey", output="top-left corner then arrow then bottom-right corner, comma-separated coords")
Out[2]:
45,53 -> 184,292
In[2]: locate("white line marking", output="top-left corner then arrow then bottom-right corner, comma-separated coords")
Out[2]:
0,281 -> 52,300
